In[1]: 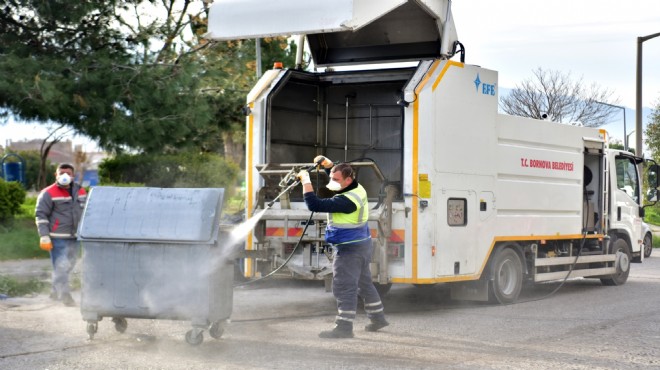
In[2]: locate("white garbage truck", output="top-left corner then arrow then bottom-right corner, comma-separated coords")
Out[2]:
207,0 -> 659,302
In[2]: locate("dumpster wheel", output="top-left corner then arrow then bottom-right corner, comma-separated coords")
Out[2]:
86,322 -> 98,340
185,328 -> 204,345
112,317 -> 128,333
209,321 -> 225,339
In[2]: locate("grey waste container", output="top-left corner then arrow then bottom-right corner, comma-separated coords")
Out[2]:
78,187 -> 233,345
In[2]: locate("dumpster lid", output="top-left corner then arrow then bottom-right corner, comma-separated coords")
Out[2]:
206,0 -> 457,66
78,187 -> 224,243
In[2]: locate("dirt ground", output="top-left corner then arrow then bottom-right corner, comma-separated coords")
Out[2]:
2,256 -> 660,369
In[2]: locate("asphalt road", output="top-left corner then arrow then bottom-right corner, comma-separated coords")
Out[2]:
1,254 -> 660,369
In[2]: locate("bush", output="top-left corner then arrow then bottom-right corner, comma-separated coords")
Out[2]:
99,152 -> 241,190
0,179 -> 27,224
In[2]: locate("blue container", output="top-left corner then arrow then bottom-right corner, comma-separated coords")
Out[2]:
1,154 -> 26,186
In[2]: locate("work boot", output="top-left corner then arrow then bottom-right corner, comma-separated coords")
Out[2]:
61,293 -> 76,307
365,317 -> 389,332
319,321 -> 353,338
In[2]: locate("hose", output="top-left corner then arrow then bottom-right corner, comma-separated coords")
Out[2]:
235,159 -> 327,287
233,211 -> 316,287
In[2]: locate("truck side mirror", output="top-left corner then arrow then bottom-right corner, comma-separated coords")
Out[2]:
645,163 -> 660,203
648,164 -> 660,189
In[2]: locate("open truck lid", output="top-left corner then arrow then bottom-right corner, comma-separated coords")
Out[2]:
206,0 -> 458,66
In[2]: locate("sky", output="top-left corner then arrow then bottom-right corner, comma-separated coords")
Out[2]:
451,0 -> 660,148
2,0 -> 660,150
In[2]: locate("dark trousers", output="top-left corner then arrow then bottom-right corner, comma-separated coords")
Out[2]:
332,239 -> 385,325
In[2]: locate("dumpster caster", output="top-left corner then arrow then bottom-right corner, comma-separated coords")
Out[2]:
209,321 -> 226,339
112,317 -> 128,333
185,328 -> 204,346
86,322 -> 98,340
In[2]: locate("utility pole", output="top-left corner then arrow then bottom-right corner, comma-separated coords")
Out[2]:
635,32 -> 660,156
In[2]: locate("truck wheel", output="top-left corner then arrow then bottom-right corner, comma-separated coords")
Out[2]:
643,233 -> 653,258
488,248 -> 523,304
601,239 -> 631,286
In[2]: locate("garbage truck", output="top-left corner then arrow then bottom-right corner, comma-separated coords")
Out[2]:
206,0 -> 659,303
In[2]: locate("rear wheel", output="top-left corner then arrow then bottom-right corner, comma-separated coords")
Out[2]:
601,239 -> 631,286
488,248 -> 523,304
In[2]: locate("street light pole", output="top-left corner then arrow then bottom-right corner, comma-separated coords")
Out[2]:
635,32 -> 660,156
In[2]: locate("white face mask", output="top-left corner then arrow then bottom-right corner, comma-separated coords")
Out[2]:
326,179 -> 342,192
56,173 -> 72,186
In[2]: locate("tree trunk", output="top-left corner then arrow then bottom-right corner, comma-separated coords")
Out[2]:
222,132 -> 244,167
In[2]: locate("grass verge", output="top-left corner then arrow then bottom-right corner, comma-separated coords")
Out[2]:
0,275 -> 47,297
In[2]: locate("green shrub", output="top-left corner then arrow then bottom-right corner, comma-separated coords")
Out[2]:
0,179 -> 27,224
99,152 -> 240,191
644,206 -> 660,225
0,275 -> 47,297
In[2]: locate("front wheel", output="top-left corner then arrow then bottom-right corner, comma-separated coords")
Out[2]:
601,239 -> 631,286
488,248 -> 523,304
643,233 -> 653,258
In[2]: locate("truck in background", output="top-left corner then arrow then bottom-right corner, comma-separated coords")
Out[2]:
206,0 -> 659,303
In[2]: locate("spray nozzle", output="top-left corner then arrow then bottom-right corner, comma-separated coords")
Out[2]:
278,159 -> 324,188
279,166 -> 302,188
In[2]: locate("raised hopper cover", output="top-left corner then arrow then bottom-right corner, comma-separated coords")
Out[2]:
206,0 -> 458,65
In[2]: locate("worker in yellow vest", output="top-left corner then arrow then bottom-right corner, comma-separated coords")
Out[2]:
298,156 -> 389,338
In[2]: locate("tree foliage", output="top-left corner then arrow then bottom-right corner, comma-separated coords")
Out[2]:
644,98 -> 660,161
98,151 -> 240,189
500,68 -> 619,127
0,1 -> 297,159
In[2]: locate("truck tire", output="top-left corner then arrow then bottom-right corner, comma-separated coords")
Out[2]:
643,232 -> 653,258
601,239 -> 631,286
488,248 -> 523,304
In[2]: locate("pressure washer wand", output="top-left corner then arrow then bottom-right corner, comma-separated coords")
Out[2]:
266,159 -> 325,209
266,179 -> 300,208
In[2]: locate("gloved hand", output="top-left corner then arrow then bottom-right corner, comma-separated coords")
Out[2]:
39,236 -> 53,252
313,155 -> 333,169
297,170 -> 311,185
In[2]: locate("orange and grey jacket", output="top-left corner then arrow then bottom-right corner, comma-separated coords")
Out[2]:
35,182 -> 87,239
